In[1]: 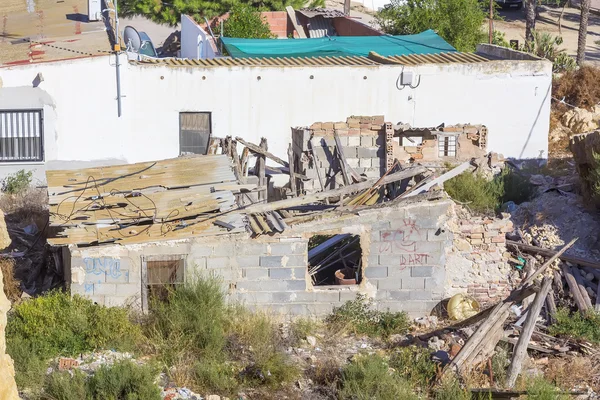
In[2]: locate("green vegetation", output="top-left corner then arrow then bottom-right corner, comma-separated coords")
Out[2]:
326,294 -> 411,338
42,361 -> 161,400
289,316 -> 320,345
1,169 -> 33,194
549,308 -> 600,343
375,0 -> 486,52
6,291 -> 141,392
433,377 -> 471,400
339,354 -> 417,400
522,31 -> 576,73
389,346 -> 436,389
526,376 -> 570,400
223,4 -> 276,39
118,0 -> 324,27
444,167 -> 534,214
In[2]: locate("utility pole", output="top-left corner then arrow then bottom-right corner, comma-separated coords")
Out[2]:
489,0 -> 494,44
114,0 -> 122,117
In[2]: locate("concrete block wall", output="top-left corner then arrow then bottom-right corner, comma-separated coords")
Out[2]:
68,199 -> 455,317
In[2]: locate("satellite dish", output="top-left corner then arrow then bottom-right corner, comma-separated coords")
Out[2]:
123,26 -> 142,53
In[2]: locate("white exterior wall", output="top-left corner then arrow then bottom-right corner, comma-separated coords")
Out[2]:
180,15 -> 216,59
0,53 -> 552,181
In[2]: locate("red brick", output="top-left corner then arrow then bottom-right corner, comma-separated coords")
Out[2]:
491,236 -> 505,243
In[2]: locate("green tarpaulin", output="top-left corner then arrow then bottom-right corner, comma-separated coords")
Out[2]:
221,30 -> 456,58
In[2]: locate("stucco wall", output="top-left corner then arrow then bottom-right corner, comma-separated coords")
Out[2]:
68,198 -> 453,316
181,15 -> 217,59
0,53 -> 551,181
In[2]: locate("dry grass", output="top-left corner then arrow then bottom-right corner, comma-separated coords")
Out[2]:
553,66 -> 600,112
0,258 -> 21,302
545,356 -> 599,391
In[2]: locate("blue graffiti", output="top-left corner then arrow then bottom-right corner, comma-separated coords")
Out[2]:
84,257 -> 122,279
84,283 -> 94,293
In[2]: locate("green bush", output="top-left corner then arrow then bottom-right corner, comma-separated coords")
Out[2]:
6,291 -> 141,392
434,377 -> 470,400
289,317 -> 320,346
526,377 -> 569,400
193,358 -> 240,395
223,4 -> 276,39
2,169 -> 33,194
444,167 -> 534,214
389,346 -> 436,389
42,360 -> 161,400
326,294 -> 411,338
549,308 -> 600,343
339,354 -> 417,400
375,0 -> 486,52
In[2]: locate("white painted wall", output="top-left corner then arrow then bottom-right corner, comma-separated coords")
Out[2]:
181,15 -> 216,59
0,52 -> 552,181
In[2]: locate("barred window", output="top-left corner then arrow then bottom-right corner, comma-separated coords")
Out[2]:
142,255 -> 185,310
0,110 -> 43,162
438,134 -> 457,157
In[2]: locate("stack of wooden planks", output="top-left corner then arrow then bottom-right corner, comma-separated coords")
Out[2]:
47,156 -> 250,245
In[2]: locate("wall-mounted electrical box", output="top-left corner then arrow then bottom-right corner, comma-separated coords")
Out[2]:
88,0 -> 102,21
400,71 -> 414,86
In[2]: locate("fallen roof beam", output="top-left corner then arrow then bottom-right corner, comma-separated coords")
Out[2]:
403,160 -> 474,198
241,166 -> 427,214
506,240 -> 600,270
236,137 -> 289,168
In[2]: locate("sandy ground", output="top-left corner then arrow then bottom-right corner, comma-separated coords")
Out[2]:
494,5 -> 600,64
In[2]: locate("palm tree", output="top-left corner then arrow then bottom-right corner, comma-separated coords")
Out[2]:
525,0 -> 536,43
577,0 -> 591,64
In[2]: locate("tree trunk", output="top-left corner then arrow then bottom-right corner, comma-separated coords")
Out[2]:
577,0 -> 591,65
525,0 -> 537,43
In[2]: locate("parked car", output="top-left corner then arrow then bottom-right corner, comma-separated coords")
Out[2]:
495,0 -> 523,9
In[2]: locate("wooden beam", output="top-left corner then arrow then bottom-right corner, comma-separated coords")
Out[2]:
572,266 -> 594,309
506,240 -> 600,270
285,6 -> 306,38
288,143 -> 297,197
236,137 -> 289,168
561,263 -> 589,312
241,166 -> 427,214
334,131 -> 361,184
506,277 -> 552,388
520,238 -> 577,287
254,138 -> 268,202
404,160 -> 473,198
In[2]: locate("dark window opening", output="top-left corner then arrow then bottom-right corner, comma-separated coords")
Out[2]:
144,255 -> 185,306
438,134 -> 457,157
179,112 -> 211,156
308,234 -> 362,286
0,109 -> 44,162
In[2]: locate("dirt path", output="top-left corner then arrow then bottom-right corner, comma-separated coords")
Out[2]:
493,5 -> 600,64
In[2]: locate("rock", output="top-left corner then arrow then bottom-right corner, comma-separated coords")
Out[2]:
206,395 -> 221,400
562,108 -> 599,133
306,336 -> 317,347
427,336 -> 444,352
450,343 -> 462,358
534,357 -> 549,365
0,264 -> 19,400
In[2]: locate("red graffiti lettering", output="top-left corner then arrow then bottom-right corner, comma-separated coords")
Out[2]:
399,253 -> 429,266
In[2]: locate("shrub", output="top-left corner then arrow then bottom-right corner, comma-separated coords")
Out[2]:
553,66 -> 600,111
193,358 -> 240,396
389,346 -> 436,389
522,31 -> 576,73
434,377 -> 470,400
339,354 -> 417,400
444,167 -> 534,214
375,0 -> 486,52
289,317 -> 320,346
326,294 -> 411,338
42,360 -> 161,400
6,291 -> 141,391
223,4 -> 276,39
1,169 -> 32,194
548,308 -> 600,343
526,377 -> 569,400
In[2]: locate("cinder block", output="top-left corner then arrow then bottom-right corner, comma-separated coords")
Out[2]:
411,266 -> 433,277
286,280 -> 307,291
244,268 -> 269,280
306,303 -> 335,315
115,283 -> 140,297
369,230 -> 380,242
344,147 -> 360,158
94,283 -> 116,296
347,158 -> 360,168
237,280 -> 288,292
292,267 -> 307,280
388,290 -> 411,300
348,136 -> 361,146
367,255 -> 379,267
105,296 -> 132,307
211,269 -> 238,281
428,228 -> 451,242
289,291 -> 315,302
312,291 -> 341,303
401,278 -> 425,290
365,266 -> 388,278
208,257 -> 231,268
360,136 -> 374,147
84,271 -> 106,284
190,257 -> 207,270
243,292 -> 274,304
237,256 -> 260,268
378,255 -> 399,266
387,266 -> 412,278
269,243 -> 295,256
260,256 -> 283,267
213,242 -> 236,257
359,158 -> 372,168
358,147 -> 379,158
337,136 -> 349,146
237,242 -> 269,255
190,245 -> 213,257
105,269 -> 129,284
409,290 -> 433,300
376,278 -> 402,290
269,268 -> 293,279
339,291 -> 359,302
284,255 -> 305,267
273,292 -> 294,303
70,283 -> 89,295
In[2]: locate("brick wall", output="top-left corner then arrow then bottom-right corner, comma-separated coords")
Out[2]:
68,199 -> 454,317
445,210 -> 516,304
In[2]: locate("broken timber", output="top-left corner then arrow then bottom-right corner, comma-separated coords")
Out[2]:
507,240 -> 600,270
236,137 -> 289,168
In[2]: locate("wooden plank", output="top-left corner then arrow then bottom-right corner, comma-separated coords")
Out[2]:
255,138 -> 268,202
506,277 -> 553,388
572,266 -> 594,309
288,143 -> 297,197
561,263 -> 589,312
500,337 -> 556,354
236,136 -> 289,168
546,290 -> 558,324
403,160 -> 473,198
521,238 -> 577,287
231,139 -> 244,183
240,166 -> 427,214
285,6 -> 306,38
507,240 -> 600,270
333,131 -> 360,184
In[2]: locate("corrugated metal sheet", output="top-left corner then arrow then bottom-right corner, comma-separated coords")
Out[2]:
368,51 -> 491,65
138,56 -> 379,67
306,15 -> 336,38
297,8 -> 346,18
46,155 -> 248,245
247,211 -> 288,236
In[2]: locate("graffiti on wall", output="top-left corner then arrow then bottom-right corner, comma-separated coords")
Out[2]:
378,219 -> 430,266
84,257 -> 122,279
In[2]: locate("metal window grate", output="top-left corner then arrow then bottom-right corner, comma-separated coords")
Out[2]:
179,112 -> 211,156
0,110 -> 43,162
438,135 -> 457,157
145,256 -> 185,302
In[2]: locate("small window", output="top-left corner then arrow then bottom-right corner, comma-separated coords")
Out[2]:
179,112 -> 211,155
438,135 -> 457,157
143,255 -> 185,307
0,110 -> 43,162
308,234 -> 362,286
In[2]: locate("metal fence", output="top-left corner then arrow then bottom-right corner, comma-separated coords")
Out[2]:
0,109 -> 43,162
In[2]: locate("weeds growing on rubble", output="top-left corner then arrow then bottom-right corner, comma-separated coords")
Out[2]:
549,308 -> 600,344
1,169 -> 33,194
525,376 -> 570,400
326,294 -> 411,338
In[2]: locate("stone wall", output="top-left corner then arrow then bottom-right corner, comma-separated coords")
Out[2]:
445,210 -> 516,304
68,198 -> 454,317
